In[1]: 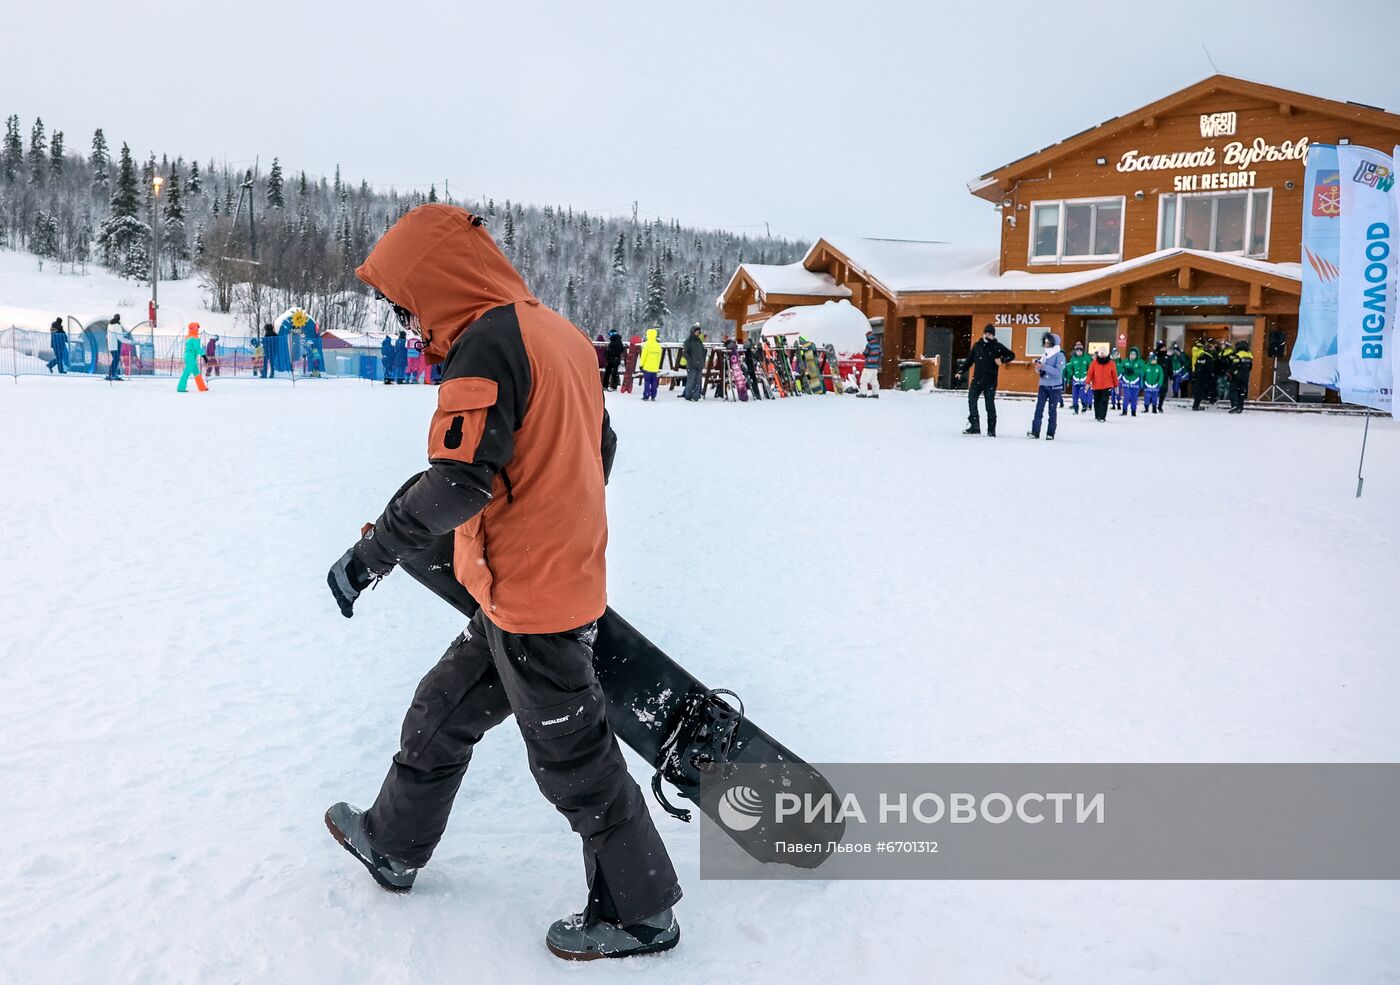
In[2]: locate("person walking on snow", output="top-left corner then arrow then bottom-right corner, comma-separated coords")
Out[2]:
1119,346 -> 1144,416
203,335 -> 221,377
681,324 -> 706,401
1066,341 -> 1091,414
639,327 -> 662,400
177,323 -> 208,392
46,318 -> 69,373
379,334 -> 395,383
1086,347 -> 1118,422
1141,352 -> 1166,414
1190,340 -> 1215,411
1227,340 -> 1252,414
104,313 -> 136,381
602,330 -> 625,390
955,324 -> 1014,436
859,328 -> 882,397
324,205 -> 680,961
1027,331 -> 1066,440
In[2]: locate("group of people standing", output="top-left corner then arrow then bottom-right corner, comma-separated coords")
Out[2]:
957,323 -> 1257,440
378,331 -> 432,384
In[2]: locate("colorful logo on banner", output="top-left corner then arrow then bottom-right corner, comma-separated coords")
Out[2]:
1351,159 -> 1395,193
1311,170 -> 1341,217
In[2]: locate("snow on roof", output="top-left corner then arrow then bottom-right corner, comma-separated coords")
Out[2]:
726,261 -> 850,300
813,237 -> 1301,295
754,300 -> 872,354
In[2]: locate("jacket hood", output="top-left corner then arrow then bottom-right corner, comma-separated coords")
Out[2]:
1043,332 -> 1061,347
1128,346 -> 1140,358
645,328 -> 659,343
355,205 -> 535,364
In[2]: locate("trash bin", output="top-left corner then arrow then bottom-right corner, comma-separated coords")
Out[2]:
898,360 -> 923,391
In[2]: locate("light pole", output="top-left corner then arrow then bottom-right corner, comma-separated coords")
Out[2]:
151,175 -> 164,329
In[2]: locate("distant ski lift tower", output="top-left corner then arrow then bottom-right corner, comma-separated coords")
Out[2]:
231,167 -> 258,260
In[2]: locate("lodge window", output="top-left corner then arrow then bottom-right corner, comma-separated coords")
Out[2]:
1157,189 -> 1271,258
1029,197 -> 1123,264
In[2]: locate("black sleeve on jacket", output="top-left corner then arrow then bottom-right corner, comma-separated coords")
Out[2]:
997,341 -> 1016,362
601,408 -> 617,485
355,305 -> 532,576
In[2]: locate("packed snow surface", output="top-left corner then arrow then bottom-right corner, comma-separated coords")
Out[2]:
2,377 -> 1398,984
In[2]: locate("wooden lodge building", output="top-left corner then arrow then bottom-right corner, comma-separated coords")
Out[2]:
718,76 -> 1400,396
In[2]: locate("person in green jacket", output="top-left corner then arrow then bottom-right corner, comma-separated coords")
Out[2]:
1119,346 -> 1144,416
1141,352 -> 1166,414
178,323 -> 209,392
1067,341 -> 1092,414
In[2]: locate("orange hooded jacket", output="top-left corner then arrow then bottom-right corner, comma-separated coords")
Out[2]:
355,205 -> 611,634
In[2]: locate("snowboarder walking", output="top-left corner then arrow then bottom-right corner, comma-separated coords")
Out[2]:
858,329 -> 881,397
1066,341 -> 1091,413
1027,331 -> 1065,440
177,323 -> 208,392
324,205 -> 680,960
1086,348 -> 1118,422
602,330 -> 625,390
639,327 -> 662,400
955,324 -> 1014,435
104,313 -> 135,381
46,318 -> 69,373
681,324 -> 705,401
1141,352 -> 1165,414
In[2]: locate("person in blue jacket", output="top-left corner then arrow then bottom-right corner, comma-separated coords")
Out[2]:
46,318 -> 69,373
1028,331 -> 1066,440
380,334 -> 395,384
393,330 -> 408,384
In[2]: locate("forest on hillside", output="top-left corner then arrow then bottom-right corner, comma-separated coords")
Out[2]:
0,113 -> 804,338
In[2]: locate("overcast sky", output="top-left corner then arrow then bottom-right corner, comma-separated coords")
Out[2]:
6,0 -> 1399,248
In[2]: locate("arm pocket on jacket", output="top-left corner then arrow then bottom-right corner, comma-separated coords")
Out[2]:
429,377 -> 498,463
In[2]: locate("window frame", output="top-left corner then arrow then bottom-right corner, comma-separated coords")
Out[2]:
1157,188 -> 1272,258
1027,196 -> 1125,266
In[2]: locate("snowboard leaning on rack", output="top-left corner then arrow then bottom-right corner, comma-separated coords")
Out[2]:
396,531 -> 843,868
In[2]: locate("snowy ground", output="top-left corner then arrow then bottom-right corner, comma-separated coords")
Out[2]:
2,377 -> 1398,985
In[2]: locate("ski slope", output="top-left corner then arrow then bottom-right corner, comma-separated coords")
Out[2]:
2,377 -> 1398,985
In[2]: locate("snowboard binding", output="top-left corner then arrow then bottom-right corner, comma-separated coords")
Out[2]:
650,688 -> 745,822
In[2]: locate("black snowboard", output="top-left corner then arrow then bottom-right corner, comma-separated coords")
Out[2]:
399,532 -> 843,868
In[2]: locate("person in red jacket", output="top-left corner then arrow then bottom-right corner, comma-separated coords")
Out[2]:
1085,348 -> 1119,422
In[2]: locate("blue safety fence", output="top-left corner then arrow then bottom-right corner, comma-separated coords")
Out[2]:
0,324 -> 432,383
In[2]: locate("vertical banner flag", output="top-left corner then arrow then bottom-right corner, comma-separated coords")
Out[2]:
1336,145 -> 1396,414
1293,144 -> 1341,387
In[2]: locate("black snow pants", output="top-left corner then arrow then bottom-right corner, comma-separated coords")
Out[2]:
602,358 -> 622,390
365,608 -> 682,925
967,376 -> 998,433
1093,388 -> 1112,421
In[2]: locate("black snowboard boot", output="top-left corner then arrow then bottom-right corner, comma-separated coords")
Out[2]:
324,802 -> 417,893
546,907 -> 679,961
1026,431 -> 1039,439
962,425 -> 980,435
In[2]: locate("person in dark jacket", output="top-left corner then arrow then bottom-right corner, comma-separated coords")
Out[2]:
955,324 -> 1015,436
1191,341 -> 1215,411
260,324 -> 277,378
602,330 -> 625,390
379,334 -> 395,383
393,331 -> 409,383
46,318 -> 69,373
1168,343 -> 1189,398
324,205 -> 679,961
1227,340 -> 1252,413
681,324 -> 706,401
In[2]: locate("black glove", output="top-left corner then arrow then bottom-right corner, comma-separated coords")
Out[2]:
328,546 -> 375,618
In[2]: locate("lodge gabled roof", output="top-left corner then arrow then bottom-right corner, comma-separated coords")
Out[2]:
968,74 -> 1400,202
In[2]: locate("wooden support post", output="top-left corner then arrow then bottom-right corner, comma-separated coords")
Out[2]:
1177,265 -> 1192,290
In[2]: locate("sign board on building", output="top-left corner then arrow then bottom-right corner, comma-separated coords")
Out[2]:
1069,305 -> 1114,316
1154,295 -> 1232,306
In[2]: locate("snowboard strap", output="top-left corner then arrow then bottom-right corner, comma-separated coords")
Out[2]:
650,687 -> 746,823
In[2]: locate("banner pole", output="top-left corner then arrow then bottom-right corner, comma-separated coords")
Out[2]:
1356,409 -> 1372,498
